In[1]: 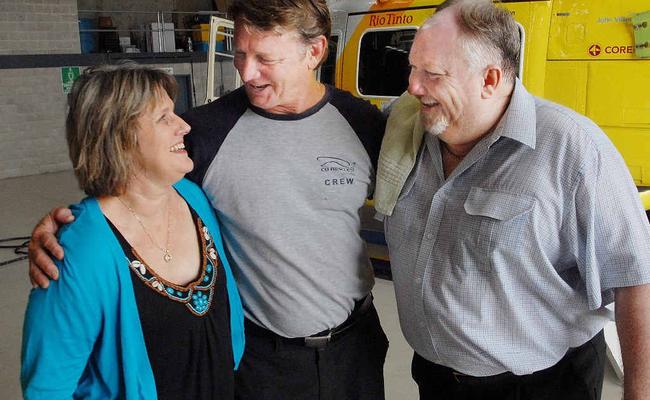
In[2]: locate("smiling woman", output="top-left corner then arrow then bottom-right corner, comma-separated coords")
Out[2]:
133,89 -> 194,189
20,64 -> 245,400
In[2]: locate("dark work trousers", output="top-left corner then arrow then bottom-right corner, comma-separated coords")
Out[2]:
234,303 -> 389,400
412,330 -> 606,400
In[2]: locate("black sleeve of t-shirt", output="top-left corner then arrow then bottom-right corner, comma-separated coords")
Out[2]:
328,86 -> 387,171
181,87 -> 249,185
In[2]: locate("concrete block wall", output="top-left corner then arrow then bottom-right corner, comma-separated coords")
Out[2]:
0,68 -> 71,179
0,60 -> 237,180
0,0 -> 80,55
0,0 -> 81,179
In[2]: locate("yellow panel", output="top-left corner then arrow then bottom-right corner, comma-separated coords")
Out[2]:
585,61 -> 650,126
500,1 -> 553,97
640,190 -> 650,211
549,0 -> 648,60
542,60 -> 650,186
544,61 -> 587,114
545,60 -> 650,185
601,127 -> 650,186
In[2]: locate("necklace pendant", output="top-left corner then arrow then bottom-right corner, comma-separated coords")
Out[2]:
163,251 -> 172,263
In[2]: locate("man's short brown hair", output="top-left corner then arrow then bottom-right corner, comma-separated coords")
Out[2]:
66,63 -> 177,197
229,0 -> 332,67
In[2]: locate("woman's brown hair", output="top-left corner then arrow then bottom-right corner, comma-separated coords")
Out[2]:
66,63 -> 177,197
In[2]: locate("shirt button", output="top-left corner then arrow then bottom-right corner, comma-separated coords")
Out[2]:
415,277 -> 422,284
425,233 -> 433,240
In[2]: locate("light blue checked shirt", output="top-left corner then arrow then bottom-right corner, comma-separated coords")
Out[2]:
385,80 -> 650,376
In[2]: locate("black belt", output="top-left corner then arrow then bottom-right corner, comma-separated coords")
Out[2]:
245,294 -> 374,349
431,330 -> 605,385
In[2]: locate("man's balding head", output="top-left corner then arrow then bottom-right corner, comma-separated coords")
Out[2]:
422,0 -> 520,83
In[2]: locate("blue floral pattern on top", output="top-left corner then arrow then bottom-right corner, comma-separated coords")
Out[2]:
192,292 -> 209,314
128,219 -> 218,316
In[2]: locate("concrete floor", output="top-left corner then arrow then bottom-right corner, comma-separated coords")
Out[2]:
0,171 -> 623,399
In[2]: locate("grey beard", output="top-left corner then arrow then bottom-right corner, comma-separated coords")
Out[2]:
424,115 -> 449,137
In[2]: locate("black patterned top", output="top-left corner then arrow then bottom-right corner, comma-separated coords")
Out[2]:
106,207 -> 234,400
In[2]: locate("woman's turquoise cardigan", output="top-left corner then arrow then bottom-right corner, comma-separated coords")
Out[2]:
21,179 -> 245,399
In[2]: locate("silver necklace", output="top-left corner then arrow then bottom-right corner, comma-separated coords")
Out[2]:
117,195 -> 173,263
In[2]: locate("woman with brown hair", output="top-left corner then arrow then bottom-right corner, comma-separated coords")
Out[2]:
21,64 -> 244,399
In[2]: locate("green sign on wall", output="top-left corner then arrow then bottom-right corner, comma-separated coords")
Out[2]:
633,11 -> 650,58
61,66 -> 81,94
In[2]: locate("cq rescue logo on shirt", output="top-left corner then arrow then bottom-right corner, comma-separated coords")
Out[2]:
317,156 -> 356,186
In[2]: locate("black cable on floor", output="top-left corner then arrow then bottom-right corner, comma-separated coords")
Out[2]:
0,236 -> 30,268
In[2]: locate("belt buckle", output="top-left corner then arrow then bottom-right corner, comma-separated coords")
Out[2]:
304,332 -> 332,349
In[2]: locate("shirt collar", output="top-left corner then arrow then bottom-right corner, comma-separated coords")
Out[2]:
490,78 -> 537,150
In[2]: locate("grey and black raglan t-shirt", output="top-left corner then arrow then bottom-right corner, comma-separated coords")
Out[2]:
183,86 -> 385,337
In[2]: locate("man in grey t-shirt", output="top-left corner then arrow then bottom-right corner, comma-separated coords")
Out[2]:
376,1 -> 650,399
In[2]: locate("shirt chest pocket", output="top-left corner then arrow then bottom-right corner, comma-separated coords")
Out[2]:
454,187 -> 535,272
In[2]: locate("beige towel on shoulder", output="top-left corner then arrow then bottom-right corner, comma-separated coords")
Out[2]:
374,92 -> 425,216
